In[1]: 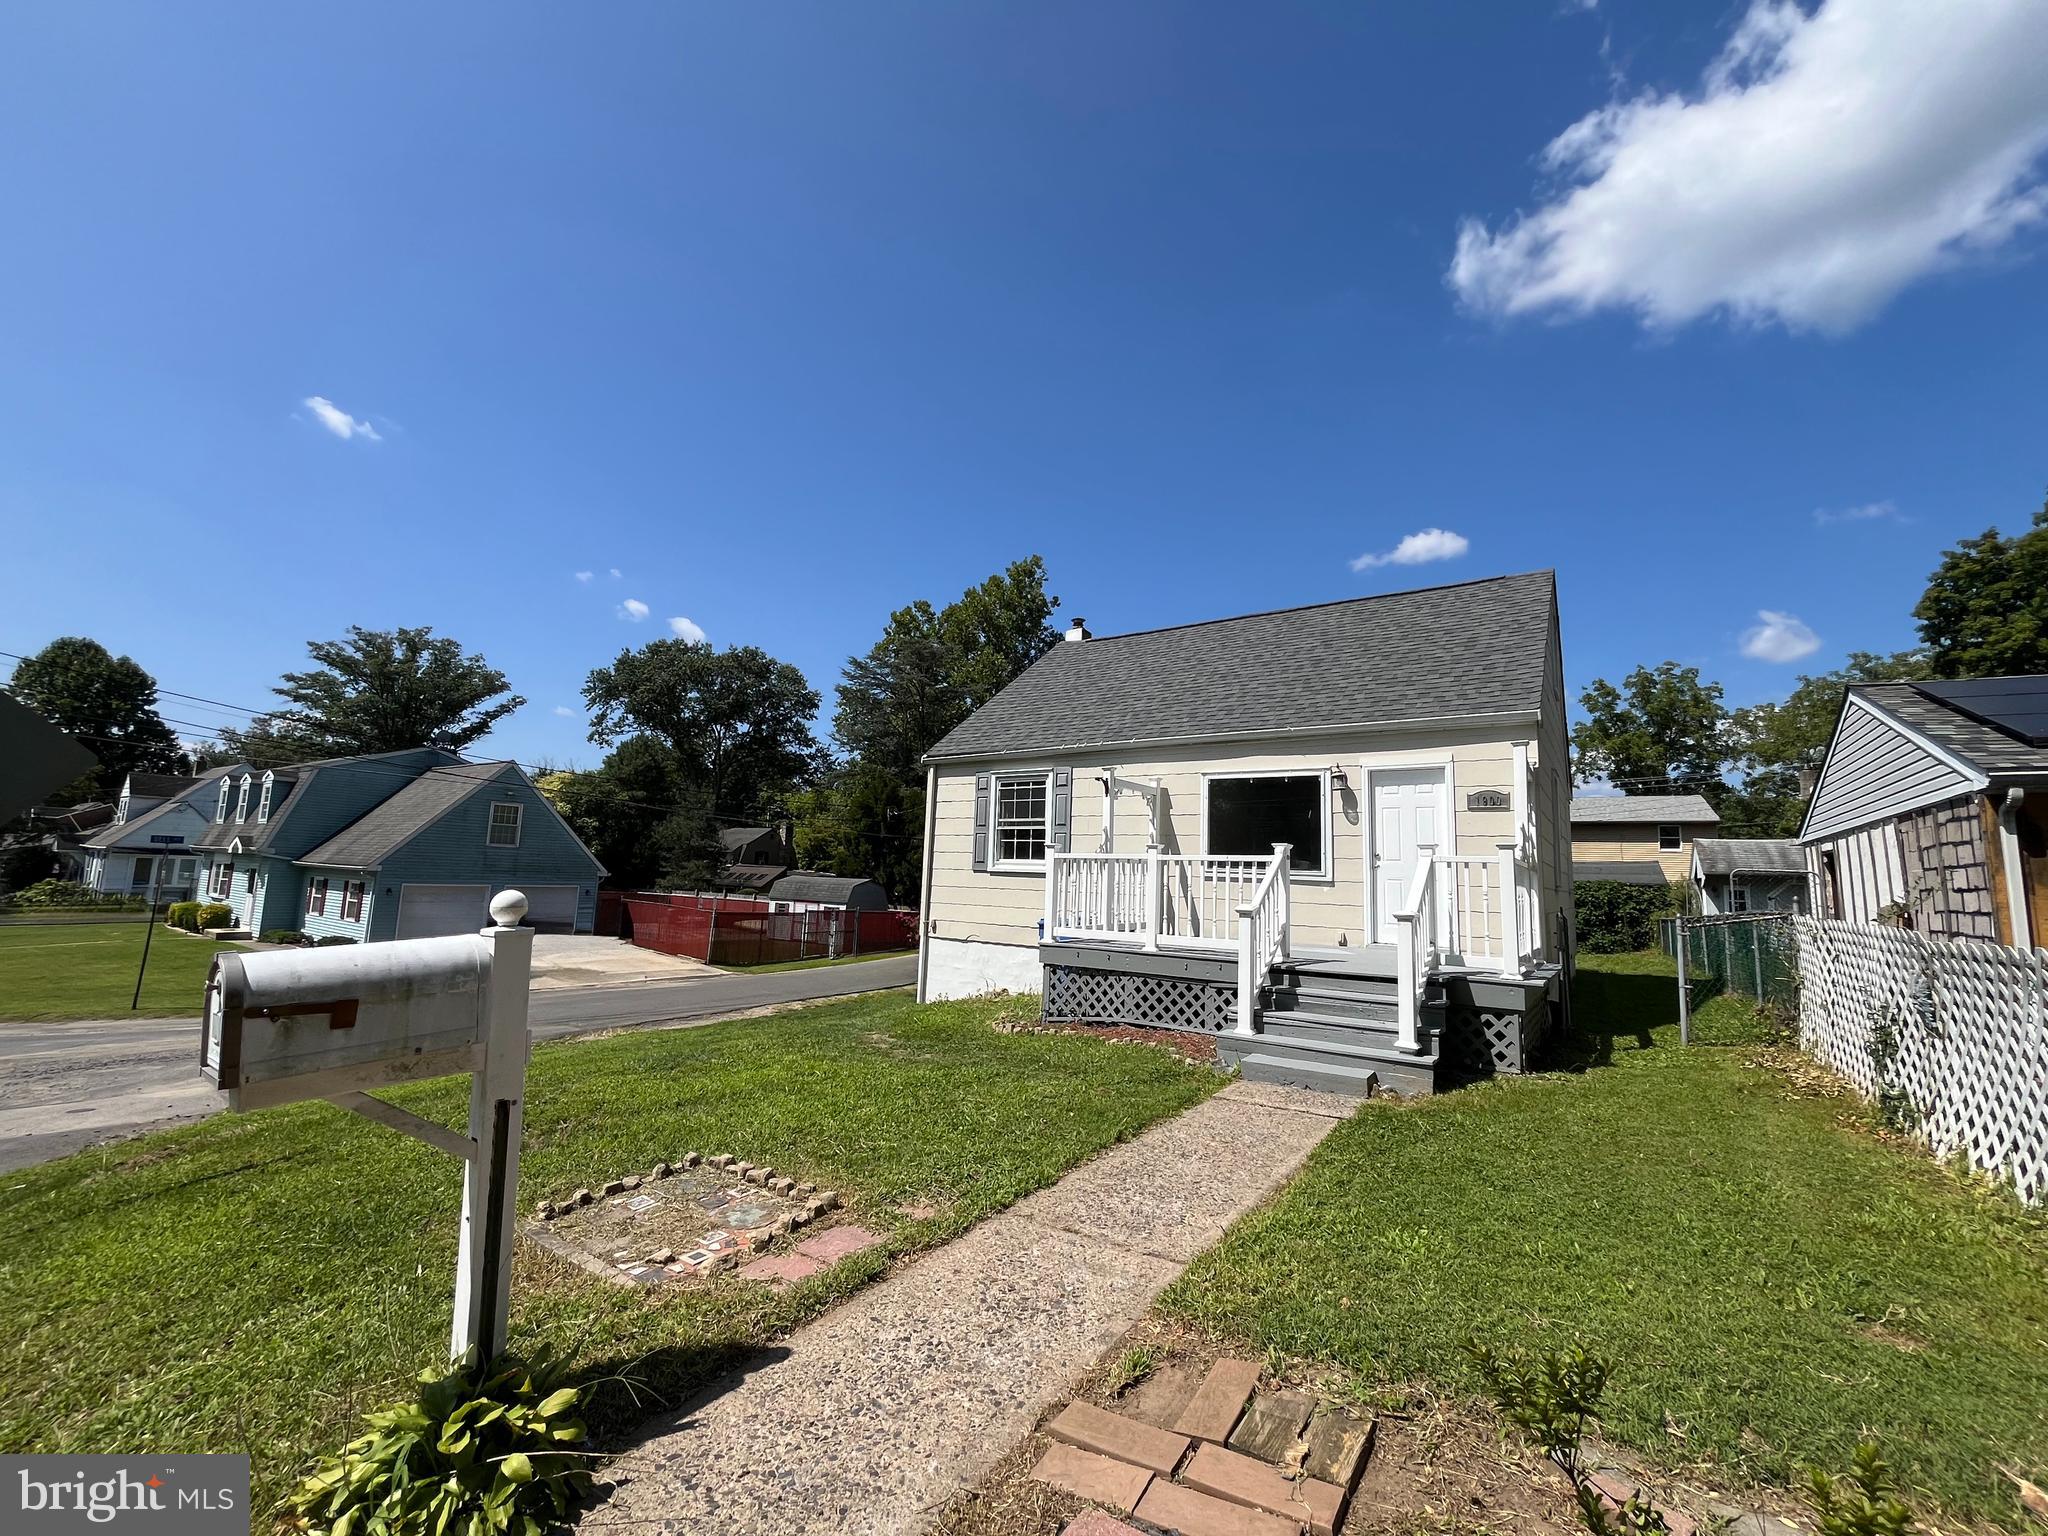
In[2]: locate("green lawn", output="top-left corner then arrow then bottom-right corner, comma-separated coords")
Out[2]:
0,990 -> 1217,1516
719,948 -> 918,974
1163,950 -> 2048,1529
0,922 -> 240,1021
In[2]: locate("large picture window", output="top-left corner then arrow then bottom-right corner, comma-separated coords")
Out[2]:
993,774 -> 1049,868
1205,773 -> 1327,876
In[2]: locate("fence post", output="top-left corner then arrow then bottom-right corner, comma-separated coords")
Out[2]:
1675,919 -> 1691,1046
1750,921 -> 1763,1003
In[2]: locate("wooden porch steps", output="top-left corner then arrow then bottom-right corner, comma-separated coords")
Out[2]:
1219,1015 -> 1443,1099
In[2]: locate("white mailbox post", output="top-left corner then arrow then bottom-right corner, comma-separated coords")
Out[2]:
201,890 -> 534,1362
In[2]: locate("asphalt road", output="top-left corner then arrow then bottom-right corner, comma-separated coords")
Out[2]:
0,953 -> 917,1173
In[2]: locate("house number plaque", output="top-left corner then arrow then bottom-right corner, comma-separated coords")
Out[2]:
1465,790 -> 1511,811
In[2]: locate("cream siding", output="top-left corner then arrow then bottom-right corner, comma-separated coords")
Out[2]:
1569,822 -> 1712,884
929,724 -> 1546,954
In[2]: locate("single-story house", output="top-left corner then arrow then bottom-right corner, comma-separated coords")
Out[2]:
1800,677 -> 2048,947
1691,838 -> 1810,915
190,748 -> 607,940
914,570 -> 1573,1096
79,770 -> 223,900
768,872 -> 889,912
3,798 -> 113,885
1569,794 -> 1720,885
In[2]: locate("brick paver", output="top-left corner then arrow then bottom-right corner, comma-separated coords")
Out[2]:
1174,1357 -> 1263,1443
1135,1477 -> 1305,1536
1182,1442 -> 1343,1536
1047,1401 -> 1190,1476
1028,1442 -> 1152,1513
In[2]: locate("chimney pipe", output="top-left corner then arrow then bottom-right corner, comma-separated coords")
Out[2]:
1064,618 -> 1091,643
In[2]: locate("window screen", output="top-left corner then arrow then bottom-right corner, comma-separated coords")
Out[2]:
1207,776 -> 1324,874
994,775 -> 1048,865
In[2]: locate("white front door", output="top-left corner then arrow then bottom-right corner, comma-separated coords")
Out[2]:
1370,767 -> 1448,944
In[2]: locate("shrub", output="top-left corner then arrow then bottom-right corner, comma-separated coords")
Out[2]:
0,879 -> 133,911
193,902 -> 233,931
292,1348 -> 593,1536
1805,1443 -> 1919,1536
260,928 -> 305,946
166,901 -> 202,931
1573,880 -> 1688,953
314,934 -> 358,946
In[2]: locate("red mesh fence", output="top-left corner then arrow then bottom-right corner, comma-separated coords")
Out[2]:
618,897 -> 917,966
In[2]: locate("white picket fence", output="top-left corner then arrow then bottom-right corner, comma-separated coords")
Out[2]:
1792,917 -> 2048,1206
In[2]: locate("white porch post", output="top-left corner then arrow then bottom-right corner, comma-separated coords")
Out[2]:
1042,853 -> 1058,942
1271,843 -> 1291,960
1497,839 -> 1521,974
1143,844 -> 1162,952
1235,919 -> 1259,1037
1102,772 -> 1116,854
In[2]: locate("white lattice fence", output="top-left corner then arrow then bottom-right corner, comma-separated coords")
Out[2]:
1793,918 -> 2048,1205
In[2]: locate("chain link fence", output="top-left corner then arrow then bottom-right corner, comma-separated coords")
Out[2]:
1675,914 -> 1799,1036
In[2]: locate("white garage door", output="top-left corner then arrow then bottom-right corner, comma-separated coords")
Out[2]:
519,885 -> 579,934
395,883 -> 489,939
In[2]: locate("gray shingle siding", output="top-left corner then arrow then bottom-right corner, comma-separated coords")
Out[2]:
923,570 -> 1555,762
1570,794 -> 1719,825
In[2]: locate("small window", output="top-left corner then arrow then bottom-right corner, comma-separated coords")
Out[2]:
993,774 -> 1049,867
212,862 -> 234,898
1206,774 -> 1327,875
234,776 -> 252,822
1658,823 -> 1681,853
247,868 -> 259,893
342,880 -> 364,922
258,773 -> 274,823
216,781 -> 231,821
1730,884 -> 1749,913
131,857 -> 153,889
487,802 -> 524,848
307,876 -> 329,917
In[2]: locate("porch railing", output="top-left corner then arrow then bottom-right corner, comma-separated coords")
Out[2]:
1436,841 -> 1540,971
1047,845 -> 1291,1032
1391,844 -> 1438,1053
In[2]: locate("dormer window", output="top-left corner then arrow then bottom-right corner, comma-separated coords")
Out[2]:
258,772 -> 275,823
216,779 -> 232,821
234,775 -> 252,823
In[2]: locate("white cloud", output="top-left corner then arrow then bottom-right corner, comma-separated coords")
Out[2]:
667,616 -> 707,643
1741,609 -> 1822,662
303,395 -> 382,441
1813,499 -> 1903,525
1448,0 -> 2048,333
617,598 -> 650,622
1350,528 -> 1470,572
574,570 -> 594,583
552,705 -> 577,718
608,567 -> 623,580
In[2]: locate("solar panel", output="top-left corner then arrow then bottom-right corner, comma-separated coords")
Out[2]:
1913,677 -> 2048,747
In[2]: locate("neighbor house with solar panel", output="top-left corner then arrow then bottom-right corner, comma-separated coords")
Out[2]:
1800,677 -> 2048,948
912,571 -> 1573,1097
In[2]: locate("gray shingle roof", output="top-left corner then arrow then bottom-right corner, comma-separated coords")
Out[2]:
1570,794 -> 1719,824
1692,838 -> 1806,876
922,571 -> 1556,761
126,772 -> 198,800
1857,682 -> 2048,777
296,761 -> 511,869
768,872 -> 886,906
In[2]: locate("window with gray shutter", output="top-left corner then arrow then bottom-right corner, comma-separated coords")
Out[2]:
971,774 -> 992,871
1050,767 -> 1072,854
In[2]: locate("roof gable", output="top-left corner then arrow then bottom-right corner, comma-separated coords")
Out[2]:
1692,838 -> 1805,876
923,571 -> 1556,762
1801,690 -> 1988,842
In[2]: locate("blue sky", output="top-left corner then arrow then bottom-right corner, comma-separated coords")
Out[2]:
4,1 -> 2044,770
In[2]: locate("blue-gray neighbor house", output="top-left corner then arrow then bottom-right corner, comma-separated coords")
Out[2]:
190,748 -> 606,940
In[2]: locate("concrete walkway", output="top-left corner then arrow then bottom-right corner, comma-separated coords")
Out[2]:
580,1079 -> 1358,1536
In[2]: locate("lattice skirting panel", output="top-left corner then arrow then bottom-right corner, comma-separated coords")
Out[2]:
1443,994 -> 1549,1078
1043,964 -> 1234,1034
1794,917 -> 2048,1205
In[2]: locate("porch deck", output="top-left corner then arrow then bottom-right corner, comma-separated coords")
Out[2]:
1041,845 -> 1555,1096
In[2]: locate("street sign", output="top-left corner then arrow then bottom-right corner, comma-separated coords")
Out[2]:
199,893 -> 534,1362
148,833 -> 186,845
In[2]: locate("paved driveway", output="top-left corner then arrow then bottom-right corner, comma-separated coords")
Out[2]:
530,933 -> 716,988
0,952 -> 918,1172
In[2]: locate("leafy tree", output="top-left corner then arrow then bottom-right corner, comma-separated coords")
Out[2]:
4,636 -> 182,800
582,640 -> 821,822
833,556 -> 1060,777
224,626 -> 524,761
1726,649 -> 1931,835
541,737 -> 697,890
1914,497 -> 2048,677
789,763 -> 924,901
1570,663 -> 1729,796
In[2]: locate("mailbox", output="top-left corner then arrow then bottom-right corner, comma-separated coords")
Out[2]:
202,936 -> 491,1111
